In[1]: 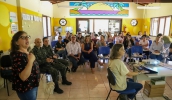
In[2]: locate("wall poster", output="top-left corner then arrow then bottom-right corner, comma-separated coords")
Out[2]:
69,2 -> 129,16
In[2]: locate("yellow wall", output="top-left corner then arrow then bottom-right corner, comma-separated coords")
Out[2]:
122,18 -> 143,35
53,18 -> 76,35
0,1 -> 18,51
142,18 -> 151,35
0,1 -> 53,51
53,18 -> 151,36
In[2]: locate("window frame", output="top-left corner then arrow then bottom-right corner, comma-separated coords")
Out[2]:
150,16 -> 171,36
43,15 -> 52,37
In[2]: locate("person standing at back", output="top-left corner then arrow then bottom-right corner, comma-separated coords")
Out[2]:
10,31 -> 40,100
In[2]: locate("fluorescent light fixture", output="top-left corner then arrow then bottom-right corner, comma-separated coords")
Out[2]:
57,5 -> 82,8
137,6 -> 160,9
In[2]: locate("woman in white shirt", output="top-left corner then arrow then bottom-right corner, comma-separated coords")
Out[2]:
108,44 -> 143,99
139,35 -> 149,58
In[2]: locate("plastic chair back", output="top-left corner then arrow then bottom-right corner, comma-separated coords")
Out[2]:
131,46 -> 143,54
0,55 -> 12,79
98,46 -> 110,56
107,68 -> 116,85
149,40 -> 152,47
1,55 -> 12,67
113,40 -> 116,44
51,41 -> 57,48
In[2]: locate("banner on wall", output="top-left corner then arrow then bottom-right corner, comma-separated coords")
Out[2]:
69,2 -> 129,16
10,12 -> 18,22
11,24 -> 18,34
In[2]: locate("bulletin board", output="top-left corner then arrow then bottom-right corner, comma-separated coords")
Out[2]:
22,20 -> 43,44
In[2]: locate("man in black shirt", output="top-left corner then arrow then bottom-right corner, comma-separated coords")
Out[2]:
55,36 -> 67,59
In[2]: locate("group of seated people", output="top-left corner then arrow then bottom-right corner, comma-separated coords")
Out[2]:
9,30 -> 172,100
54,33 -> 105,73
56,30 -> 172,63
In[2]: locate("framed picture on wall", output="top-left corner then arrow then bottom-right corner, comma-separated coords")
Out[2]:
54,26 -> 62,32
65,27 -> 73,33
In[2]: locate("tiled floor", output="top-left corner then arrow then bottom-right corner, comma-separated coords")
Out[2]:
0,63 -> 172,100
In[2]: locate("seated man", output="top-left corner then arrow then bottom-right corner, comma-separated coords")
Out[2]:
150,35 -> 164,61
32,38 -> 72,94
169,43 -> 172,60
76,32 -> 84,44
42,37 -> 70,67
66,35 -> 86,72
54,36 -> 67,59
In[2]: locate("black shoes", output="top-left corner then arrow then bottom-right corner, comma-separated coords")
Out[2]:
71,68 -> 77,72
62,80 -> 72,85
54,87 -> 63,94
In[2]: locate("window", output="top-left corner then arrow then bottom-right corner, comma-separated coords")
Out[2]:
164,17 -> 171,36
159,17 -> 165,34
150,16 -> 171,36
89,19 -> 93,32
150,18 -> 159,36
43,16 -> 52,37
94,19 -> 109,33
78,20 -> 88,32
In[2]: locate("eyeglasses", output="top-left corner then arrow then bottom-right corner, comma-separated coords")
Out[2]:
72,37 -> 76,38
58,38 -> 62,39
19,35 -> 31,40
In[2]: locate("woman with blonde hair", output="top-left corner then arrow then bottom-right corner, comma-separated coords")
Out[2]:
108,44 -> 144,99
81,35 -> 103,73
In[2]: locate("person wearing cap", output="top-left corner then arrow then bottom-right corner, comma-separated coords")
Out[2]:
149,35 -> 164,61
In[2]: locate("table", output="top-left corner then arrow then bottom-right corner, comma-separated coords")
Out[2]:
133,63 -> 172,81
132,63 -> 172,99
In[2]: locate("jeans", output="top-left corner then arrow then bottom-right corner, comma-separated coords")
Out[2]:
16,87 -> 38,100
68,55 -> 86,71
57,50 -> 66,59
150,54 -> 163,61
83,51 -> 98,68
121,82 -> 143,99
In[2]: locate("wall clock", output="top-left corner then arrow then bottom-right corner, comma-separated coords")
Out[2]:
59,18 -> 67,26
131,19 -> 138,26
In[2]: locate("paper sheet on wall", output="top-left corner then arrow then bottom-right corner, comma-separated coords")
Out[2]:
10,12 -> 17,22
11,24 -> 18,34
